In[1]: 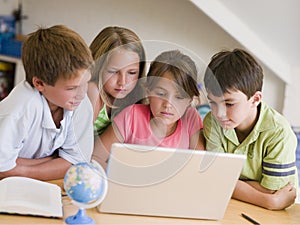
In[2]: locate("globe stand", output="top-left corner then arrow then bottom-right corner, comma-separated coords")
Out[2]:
65,208 -> 94,225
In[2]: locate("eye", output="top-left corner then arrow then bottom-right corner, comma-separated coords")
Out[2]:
226,103 -> 234,107
154,91 -> 166,97
208,101 -> 216,106
107,70 -> 118,74
128,70 -> 138,76
176,95 -> 185,100
66,87 -> 77,91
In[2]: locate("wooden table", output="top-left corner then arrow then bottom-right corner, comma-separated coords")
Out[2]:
0,180 -> 299,224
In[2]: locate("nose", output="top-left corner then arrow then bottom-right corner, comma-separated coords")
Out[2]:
75,84 -> 87,100
215,104 -> 226,119
117,72 -> 126,86
162,96 -> 173,109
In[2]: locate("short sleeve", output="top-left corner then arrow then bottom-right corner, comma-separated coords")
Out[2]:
203,112 -> 225,152
184,107 -> 203,136
260,127 -> 298,190
0,115 -> 22,171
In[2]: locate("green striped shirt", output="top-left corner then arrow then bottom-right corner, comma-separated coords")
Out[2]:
204,102 -> 298,191
94,104 -> 111,135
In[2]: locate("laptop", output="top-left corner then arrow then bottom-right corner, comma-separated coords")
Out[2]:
98,143 -> 246,220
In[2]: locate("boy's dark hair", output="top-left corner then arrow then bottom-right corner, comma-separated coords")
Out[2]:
147,50 -> 199,99
204,48 -> 263,99
22,25 -> 93,87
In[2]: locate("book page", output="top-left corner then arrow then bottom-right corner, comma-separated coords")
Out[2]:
0,176 -> 63,218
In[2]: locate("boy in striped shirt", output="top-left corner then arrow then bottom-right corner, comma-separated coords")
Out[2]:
203,48 -> 297,210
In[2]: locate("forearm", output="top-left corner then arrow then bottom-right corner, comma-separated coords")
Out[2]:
0,157 -> 72,181
92,123 -> 123,170
245,180 -> 275,194
232,180 -> 273,209
16,152 -> 58,166
92,136 -> 110,170
232,180 -> 296,210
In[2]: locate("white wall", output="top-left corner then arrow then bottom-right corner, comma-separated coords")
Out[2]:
0,0 -> 18,15
1,0 -> 285,113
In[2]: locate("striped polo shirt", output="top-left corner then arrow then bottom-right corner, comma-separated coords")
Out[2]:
204,101 -> 298,191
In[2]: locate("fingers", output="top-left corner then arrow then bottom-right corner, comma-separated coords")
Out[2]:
283,182 -> 296,192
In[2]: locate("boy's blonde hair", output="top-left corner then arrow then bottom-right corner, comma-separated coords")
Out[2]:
89,26 -> 146,107
22,25 -> 93,86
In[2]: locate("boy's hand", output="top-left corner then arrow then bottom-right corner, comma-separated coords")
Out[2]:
233,180 -> 297,210
270,182 -> 296,210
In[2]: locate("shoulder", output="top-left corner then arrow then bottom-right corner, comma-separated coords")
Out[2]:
120,104 -> 149,115
258,102 -> 292,132
185,106 -> 198,115
182,107 -> 201,120
203,111 -> 216,126
0,81 -> 42,115
203,111 -> 222,134
180,107 -> 203,129
75,95 -> 93,114
256,102 -> 296,145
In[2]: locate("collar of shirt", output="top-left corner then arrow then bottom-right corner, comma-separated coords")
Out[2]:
41,95 -> 73,130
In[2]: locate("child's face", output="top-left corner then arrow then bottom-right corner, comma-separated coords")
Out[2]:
102,48 -> 140,100
207,89 -> 260,131
36,69 -> 91,111
148,72 -> 191,128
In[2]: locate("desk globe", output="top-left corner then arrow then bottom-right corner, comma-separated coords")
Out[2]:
64,160 -> 108,225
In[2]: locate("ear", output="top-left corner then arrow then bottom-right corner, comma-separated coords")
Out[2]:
32,77 -> 45,92
251,91 -> 262,107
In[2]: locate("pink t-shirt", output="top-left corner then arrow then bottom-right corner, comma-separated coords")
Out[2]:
113,104 -> 203,149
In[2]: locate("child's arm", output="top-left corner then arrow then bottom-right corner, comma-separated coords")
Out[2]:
14,151 -> 59,166
189,129 -> 206,150
187,107 -> 206,150
92,123 -> 124,170
232,180 -> 296,210
0,157 -> 72,180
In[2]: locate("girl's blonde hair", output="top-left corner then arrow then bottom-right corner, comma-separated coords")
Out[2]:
89,26 -> 146,108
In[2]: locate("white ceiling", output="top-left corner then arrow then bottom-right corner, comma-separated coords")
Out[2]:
190,0 -> 300,83
222,0 -> 300,67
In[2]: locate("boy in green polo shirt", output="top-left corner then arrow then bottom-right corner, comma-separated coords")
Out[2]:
203,48 -> 297,210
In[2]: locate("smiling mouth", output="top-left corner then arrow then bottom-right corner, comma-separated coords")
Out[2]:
71,102 -> 81,107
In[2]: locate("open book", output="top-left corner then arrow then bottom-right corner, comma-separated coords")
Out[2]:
0,176 -> 63,218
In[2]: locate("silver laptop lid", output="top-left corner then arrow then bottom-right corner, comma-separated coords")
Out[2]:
99,143 -> 246,220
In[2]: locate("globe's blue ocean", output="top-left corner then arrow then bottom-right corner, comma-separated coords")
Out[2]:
67,181 -> 102,203
64,162 -> 105,204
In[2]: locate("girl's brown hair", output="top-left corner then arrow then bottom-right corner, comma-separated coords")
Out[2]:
147,50 -> 200,99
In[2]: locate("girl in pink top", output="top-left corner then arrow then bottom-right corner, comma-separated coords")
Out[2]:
93,50 -> 205,168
